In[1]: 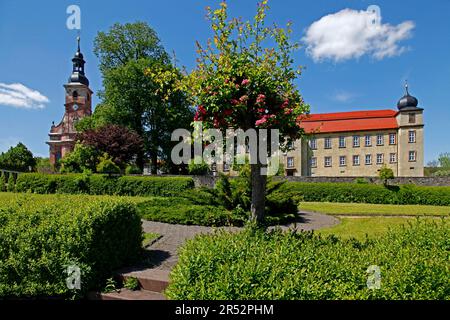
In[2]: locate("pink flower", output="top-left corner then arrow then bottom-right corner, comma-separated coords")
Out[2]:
241,79 -> 250,86
231,99 -> 239,105
257,108 -> 266,113
239,95 -> 249,103
225,79 -> 230,84
284,108 -> 293,115
197,105 -> 207,115
255,117 -> 267,126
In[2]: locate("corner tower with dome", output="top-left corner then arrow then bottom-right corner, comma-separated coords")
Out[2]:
47,37 -> 93,167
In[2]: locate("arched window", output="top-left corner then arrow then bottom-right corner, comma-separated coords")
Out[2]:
73,91 -> 78,99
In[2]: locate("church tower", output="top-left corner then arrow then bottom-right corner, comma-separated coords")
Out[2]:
47,37 -> 93,166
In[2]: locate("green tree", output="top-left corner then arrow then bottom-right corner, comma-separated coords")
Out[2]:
7,173 -> 15,192
96,153 -> 121,175
188,157 -> 210,175
0,143 -> 36,172
438,152 -> 450,169
379,165 -> 395,186
0,172 -> 6,192
35,157 -> 52,173
180,1 -> 309,224
60,143 -> 99,173
92,22 -> 193,173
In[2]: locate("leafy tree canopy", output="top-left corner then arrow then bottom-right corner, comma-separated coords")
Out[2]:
0,143 -> 35,172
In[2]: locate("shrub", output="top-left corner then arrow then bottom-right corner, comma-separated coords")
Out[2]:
0,193 -> 143,298
125,164 -> 142,175
6,174 -> 15,192
96,154 -> 121,175
275,182 -> 450,206
0,172 -> 6,192
15,173 -> 195,197
379,165 -> 394,185
166,220 -> 449,300
188,158 -> 210,175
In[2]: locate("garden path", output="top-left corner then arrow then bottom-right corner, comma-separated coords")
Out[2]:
140,211 -> 339,271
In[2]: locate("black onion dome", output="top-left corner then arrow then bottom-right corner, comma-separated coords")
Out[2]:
68,36 -> 89,86
397,83 -> 419,110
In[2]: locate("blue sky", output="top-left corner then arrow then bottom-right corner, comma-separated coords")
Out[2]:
0,0 -> 449,163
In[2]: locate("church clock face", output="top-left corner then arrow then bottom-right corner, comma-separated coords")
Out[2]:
73,104 -> 79,111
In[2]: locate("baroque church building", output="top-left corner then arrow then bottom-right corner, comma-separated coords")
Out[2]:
47,37 -> 92,166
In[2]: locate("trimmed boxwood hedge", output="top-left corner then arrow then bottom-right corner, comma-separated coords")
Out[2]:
15,173 -> 195,197
0,193 -> 143,298
276,182 -> 450,206
166,219 -> 449,300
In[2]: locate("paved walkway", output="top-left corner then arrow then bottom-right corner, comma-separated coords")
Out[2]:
141,211 -> 339,270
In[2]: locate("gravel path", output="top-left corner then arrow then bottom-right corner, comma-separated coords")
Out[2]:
141,211 -> 339,270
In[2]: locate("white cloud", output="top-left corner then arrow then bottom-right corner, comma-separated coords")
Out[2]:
333,91 -> 356,103
0,82 -> 49,109
304,8 -> 415,62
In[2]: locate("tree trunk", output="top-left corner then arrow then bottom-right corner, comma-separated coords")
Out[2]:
250,162 -> 267,225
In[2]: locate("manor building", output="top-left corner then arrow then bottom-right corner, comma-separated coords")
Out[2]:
47,37 -> 92,166
281,85 -> 424,177
220,85 -> 424,177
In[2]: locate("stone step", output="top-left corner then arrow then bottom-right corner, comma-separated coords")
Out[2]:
119,269 -> 170,293
90,288 -> 166,301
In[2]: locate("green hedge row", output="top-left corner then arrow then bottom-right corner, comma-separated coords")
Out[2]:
15,173 -> 195,197
166,220 -> 449,300
276,182 -> 450,206
0,193 -> 143,298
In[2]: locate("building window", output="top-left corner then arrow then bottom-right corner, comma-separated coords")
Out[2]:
365,135 -> 372,147
365,154 -> 372,165
376,134 -> 384,146
287,141 -> 294,150
376,153 -> 384,164
310,157 -> 317,168
409,113 -> 416,124
389,133 -> 396,145
339,156 -> 346,167
409,130 -> 416,143
390,153 -> 397,163
309,138 -> 317,150
353,136 -> 360,147
287,157 -> 294,168
222,163 -> 229,172
409,151 -> 416,162
339,136 -> 346,148
353,155 -> 360,166
324,156 -> 332,167
324,137 -> 332,149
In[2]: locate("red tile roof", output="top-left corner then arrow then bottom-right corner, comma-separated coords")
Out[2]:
299,109 -> 399,134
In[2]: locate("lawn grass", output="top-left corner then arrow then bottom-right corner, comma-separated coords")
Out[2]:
301,201 -> 450,216
143,232 -> 161,247
316,216 -> 449,240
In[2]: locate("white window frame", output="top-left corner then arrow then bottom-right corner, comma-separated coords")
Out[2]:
353,155 -> 360,166
409,151 -> 416,162
389,153 -> 397,163
309,138 -> 317,150
310,157 -> 317,168
353,136 -> 360,147
287,157 -> 295,168
324,137 -> 332,149
389,133 -> 396,145
376,134 -> 384,146
376,153 -> 384,164
365,154 -> 372,165
365,135 -> 372,147
339,156 -> 346,167
324,156 -> 332,167
339,136 -> 346,148
409,130 -> 416,143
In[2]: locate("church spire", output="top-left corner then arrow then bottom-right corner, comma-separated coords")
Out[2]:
68,36 -> 89,86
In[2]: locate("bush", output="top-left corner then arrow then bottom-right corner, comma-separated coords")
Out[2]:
15,173 -> 195,197
6,174 -> 15,192
274,182 -> 450,206
96,154 -> 121,175
0,193 -> 143,298
166,220 -> 449,300
379,165 -> 394,185
0,172 -> 6,192
125,164 -> 142,175
188,158 -> 210,175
